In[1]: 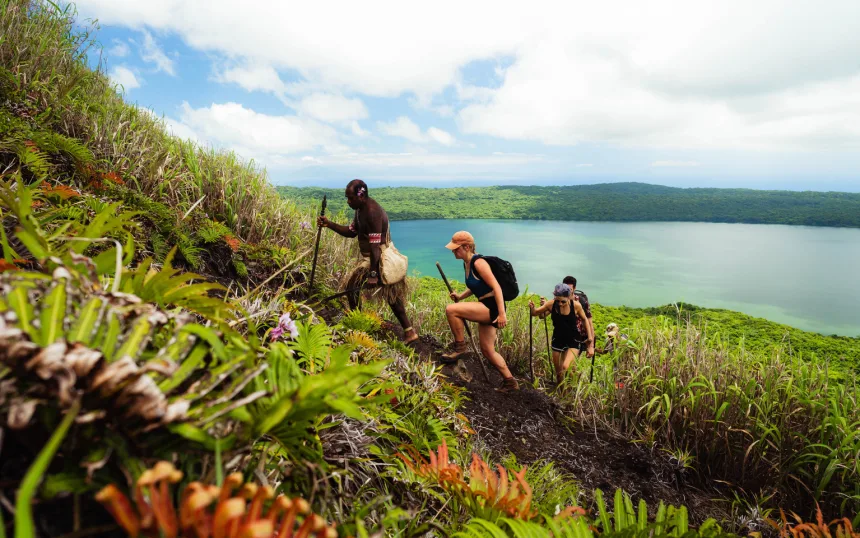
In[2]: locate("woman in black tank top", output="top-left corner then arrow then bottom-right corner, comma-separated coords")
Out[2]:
530,283 -> 592,385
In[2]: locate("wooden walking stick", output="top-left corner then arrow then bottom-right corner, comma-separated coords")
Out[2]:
308,195 -> 327,293
528,306 -> 535,382
590,350 -> 597,383
436,262 -> 492,383
543,312 -> 552,374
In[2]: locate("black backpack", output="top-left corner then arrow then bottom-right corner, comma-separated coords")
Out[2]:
470,255 -> 520,301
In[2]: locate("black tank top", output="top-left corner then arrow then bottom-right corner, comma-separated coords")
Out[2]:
551,300 -> 582,341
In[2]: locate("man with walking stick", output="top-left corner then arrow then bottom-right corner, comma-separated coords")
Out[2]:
317,180 -> 419,345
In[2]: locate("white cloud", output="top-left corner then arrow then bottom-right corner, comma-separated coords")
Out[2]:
109,39 -> 130,57
163,116 -> 199,143
167,102 -> 341,159
109,66 -> 141,90
576,163 -> 593,168
76,0 -> 860,151
350,121 -> 370,137
140,30 -> 176,75
215,63 -> 286,94
651,161 -> 700,167
427,127 -> 456,146
286,151 -> 545,168
377,117 -> 456,146
297,93 -> 368,124
377,116 -> 426,143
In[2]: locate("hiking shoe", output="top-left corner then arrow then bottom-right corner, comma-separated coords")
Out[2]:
440,340 -> 468,363
495,377 -> 519,393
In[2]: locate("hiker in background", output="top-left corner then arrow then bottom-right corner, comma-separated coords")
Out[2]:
597,323 -> 629,354
317,179 -> 419,345
530,283 -> 593,384
440,231 -> 518,393
562,276 -> 595,358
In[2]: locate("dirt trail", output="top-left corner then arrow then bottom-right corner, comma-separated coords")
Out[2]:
395,328 -> 731,524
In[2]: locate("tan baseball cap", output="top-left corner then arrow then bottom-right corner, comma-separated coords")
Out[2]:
445,230 -> 475,250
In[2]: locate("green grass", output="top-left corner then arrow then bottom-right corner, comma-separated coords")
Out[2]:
4,1 -> 860,534
0,0 -> 355,286
589,303 -> 860,373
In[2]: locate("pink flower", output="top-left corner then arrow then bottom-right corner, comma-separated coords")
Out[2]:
270,313 -> 299,341
300,221 -> 310,230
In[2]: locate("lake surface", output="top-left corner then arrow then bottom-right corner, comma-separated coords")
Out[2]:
389,219 -> 860,336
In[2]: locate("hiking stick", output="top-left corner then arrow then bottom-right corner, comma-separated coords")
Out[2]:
436,262 -> 492,383
308,194 -> 327,293
543,316 -> 552,375
318,283 -> 365,303
528,307 -> 534,382
589,351 -> 596,383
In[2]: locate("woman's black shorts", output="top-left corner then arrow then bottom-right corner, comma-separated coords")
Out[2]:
552,336 -> 586,353
479,297 -> 504,328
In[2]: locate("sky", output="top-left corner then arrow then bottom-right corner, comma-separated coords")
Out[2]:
74,0 -> 860,191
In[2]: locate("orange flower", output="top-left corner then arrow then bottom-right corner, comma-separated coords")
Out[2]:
104,171 -> 126,185
397,441 -> 585,522
224,234 -> 241,252
40,184 -> 81,200
96,462 -> 338,538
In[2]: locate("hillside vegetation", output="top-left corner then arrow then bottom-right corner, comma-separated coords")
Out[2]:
279,184 -> 860,227
2,3 -> 860,538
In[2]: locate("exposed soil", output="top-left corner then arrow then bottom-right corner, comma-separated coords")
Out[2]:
382,324 -> 733,525
448,356 -> 732,522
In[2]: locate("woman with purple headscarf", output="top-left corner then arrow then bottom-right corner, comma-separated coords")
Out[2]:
529,283 -> 593,385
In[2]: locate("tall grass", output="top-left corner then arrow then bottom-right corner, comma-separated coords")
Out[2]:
400,277 -> 860,517
560,317 -> 860,516
0,0 -> 357,287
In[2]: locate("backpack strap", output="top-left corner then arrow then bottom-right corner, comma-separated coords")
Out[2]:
469,254 -> 484,280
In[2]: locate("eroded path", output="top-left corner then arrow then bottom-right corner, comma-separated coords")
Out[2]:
402,330 -> 731,524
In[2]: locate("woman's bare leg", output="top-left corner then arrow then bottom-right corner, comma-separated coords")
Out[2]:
552,350 -> 563,382
445,301 -> 492,342
478,323 -> 513,379
561,348 -> 581,378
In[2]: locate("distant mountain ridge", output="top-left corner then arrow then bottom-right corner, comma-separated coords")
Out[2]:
278,182 -> 860,227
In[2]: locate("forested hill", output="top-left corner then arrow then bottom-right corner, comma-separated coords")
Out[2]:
278,182 -> 860,227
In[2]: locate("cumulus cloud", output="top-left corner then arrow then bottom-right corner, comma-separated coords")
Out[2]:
427,127 -> 456,146
163,116 -> 199,143
297,93 -> 368,125
109,66 -> 141,90
140,30 -> 176,75
215,63 -> 286,94
350,121 -> 371,137
76,0 -> 860,151
167,102 -> 340,159
377,117 -> 425,143
377,117 -> 456,146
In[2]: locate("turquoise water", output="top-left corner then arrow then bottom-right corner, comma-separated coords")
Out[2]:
389,219 -> 860,336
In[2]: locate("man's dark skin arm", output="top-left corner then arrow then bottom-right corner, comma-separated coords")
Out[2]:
317,215 -> 357,238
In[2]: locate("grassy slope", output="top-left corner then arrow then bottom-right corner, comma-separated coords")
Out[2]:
3,2 -> 860,534
591,303 -> 860,370
279,184 -> 860,227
